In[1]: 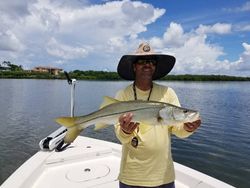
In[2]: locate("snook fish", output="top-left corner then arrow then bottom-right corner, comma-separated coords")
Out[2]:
55,96 -> 200,143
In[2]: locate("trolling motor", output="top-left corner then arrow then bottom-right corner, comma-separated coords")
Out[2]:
39,71 -> 76,151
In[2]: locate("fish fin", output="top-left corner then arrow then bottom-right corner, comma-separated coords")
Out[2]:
55,117 -> 78,128
64,127 -> 81,143
94,122 -> 110,130
100,96 -> 119,109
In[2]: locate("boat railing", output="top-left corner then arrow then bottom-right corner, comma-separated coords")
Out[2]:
39,71 -> 75,151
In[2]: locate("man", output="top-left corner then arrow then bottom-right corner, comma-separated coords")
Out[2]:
115,42 -> 201,188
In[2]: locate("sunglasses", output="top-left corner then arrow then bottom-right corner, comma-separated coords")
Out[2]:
136,59 -> 157,66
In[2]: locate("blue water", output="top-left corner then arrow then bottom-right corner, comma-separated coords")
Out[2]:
0,79 -> 249,187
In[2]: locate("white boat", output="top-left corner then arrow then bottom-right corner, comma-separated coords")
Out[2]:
1,135 -> 235,188
0,74 -> 235,188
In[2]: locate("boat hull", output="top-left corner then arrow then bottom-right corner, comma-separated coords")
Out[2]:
1,136 -> 235,188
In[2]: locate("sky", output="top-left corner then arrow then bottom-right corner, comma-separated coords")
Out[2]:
0,0 -> 250,76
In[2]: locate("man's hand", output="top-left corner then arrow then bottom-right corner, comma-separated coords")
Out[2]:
184,119 -> 201,132
119,113 -> 139,134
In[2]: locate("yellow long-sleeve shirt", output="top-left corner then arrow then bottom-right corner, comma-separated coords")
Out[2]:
115,82 -> 193,187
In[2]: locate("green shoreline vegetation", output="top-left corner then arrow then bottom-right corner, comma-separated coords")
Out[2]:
1,70 -> 250,81
0,62 -> 250,81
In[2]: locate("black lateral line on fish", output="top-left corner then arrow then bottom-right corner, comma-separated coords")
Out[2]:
75,106 -> 162,126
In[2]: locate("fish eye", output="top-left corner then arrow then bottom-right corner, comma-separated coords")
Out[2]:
183,109 -> 188,113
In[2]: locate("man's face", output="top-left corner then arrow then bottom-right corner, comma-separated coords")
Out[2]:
133,59 -> 156,80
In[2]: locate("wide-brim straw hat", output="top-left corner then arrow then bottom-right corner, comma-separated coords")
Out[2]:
117,42 -> 176,80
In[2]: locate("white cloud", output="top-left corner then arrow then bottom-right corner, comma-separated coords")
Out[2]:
121,1 -> 164,25
54,60 -> 65,65
0,30 -> 24,51
149,22 -> 250,76
235,24 -> 250,32
149,22 -> 187,48
196,23 -> 232,35
0,0 -> 35,18
107,37 -> 127,52
54,0 -> 165,43
241,1 -> 250,11
233,43 -> 250,71
0,0 -> 249,76
224,1 -> 250,12
170,35 -> 224,74
163,22 -> 186,48
150,22 -> 232,49
46,38 -> 90,60
0,0 -> 165,69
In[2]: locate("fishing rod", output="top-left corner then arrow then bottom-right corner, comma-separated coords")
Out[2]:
39,71 -> 76,151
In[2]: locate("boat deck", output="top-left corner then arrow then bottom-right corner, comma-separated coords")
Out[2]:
1,136 -> 235,188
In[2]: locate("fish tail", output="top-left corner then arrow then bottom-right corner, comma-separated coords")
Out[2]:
55,117 -> 81,143
64,127 -> 81,143
55,117 -> 78,128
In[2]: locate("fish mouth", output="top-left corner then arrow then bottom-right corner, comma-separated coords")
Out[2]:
188,112 -> 200,121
